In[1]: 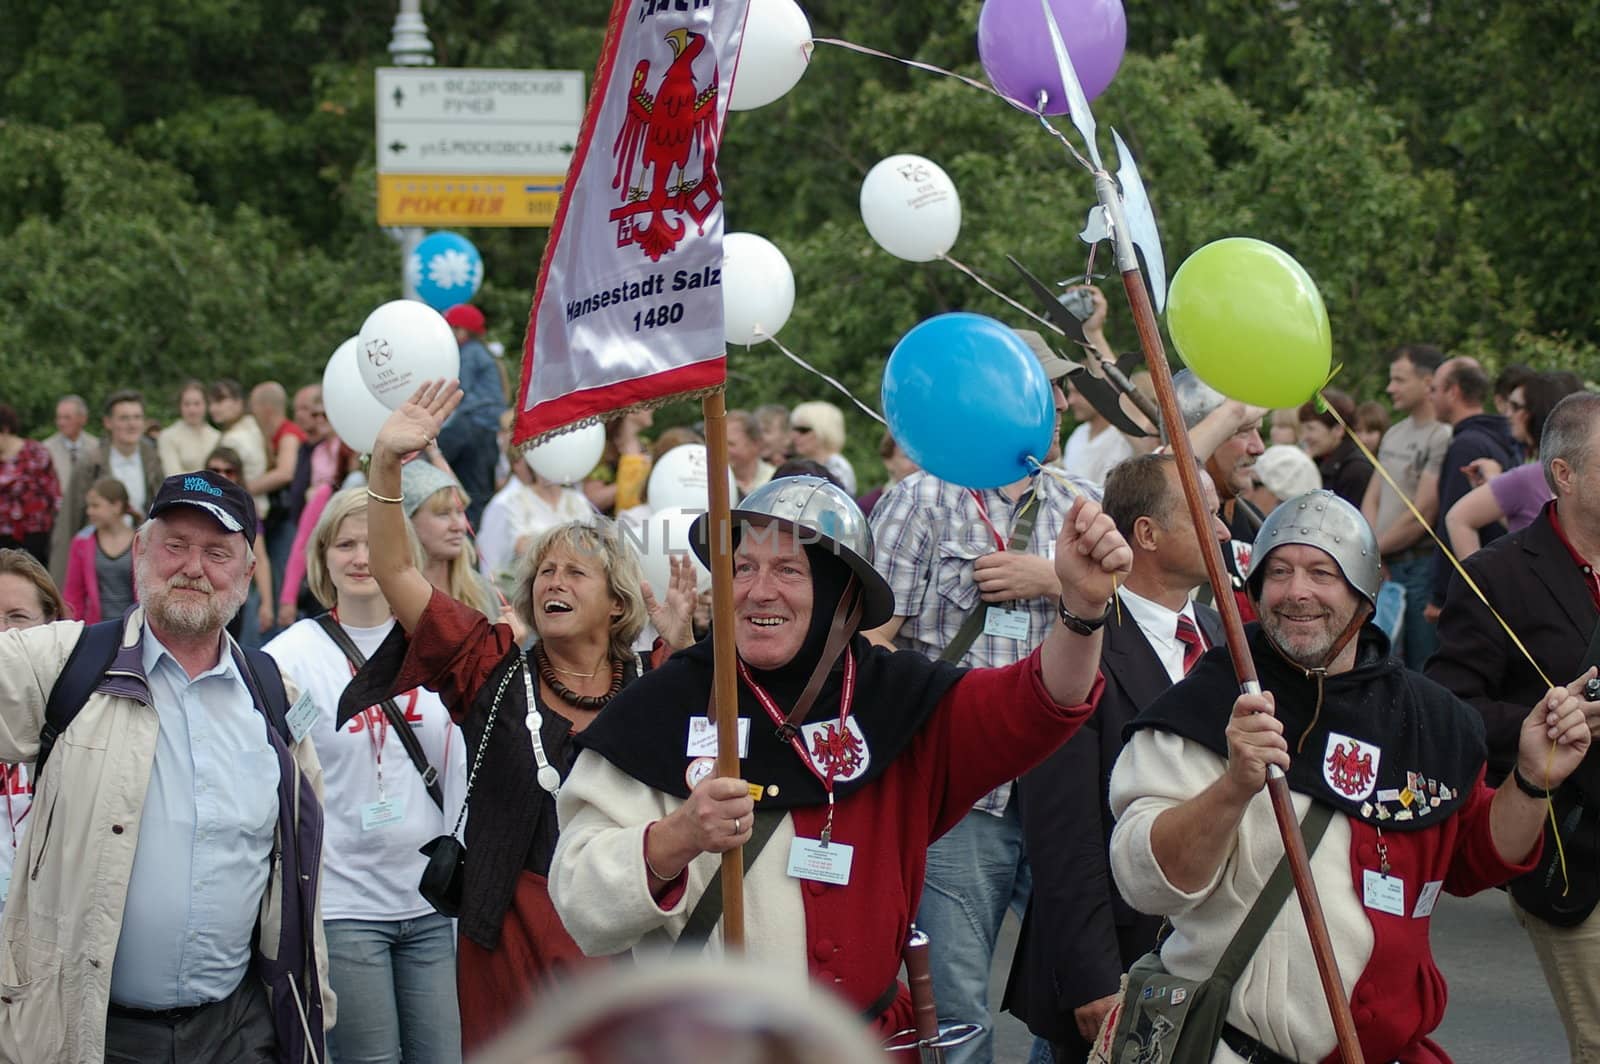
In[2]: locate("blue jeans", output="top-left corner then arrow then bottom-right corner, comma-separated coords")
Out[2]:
916,797 -> 1031,1064
1388,554 -> 1438,669
325,913 -> 462,1064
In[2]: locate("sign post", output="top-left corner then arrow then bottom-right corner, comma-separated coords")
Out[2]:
376,68 -> 585,228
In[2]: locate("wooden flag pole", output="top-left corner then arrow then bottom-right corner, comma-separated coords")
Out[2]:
1095,173 -> 1364,1063
701,388 -> 745,948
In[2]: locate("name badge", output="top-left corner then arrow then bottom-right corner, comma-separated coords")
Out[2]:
786,838 -> 854,886
286,692 -> 318,745
1362,869 -> 1406,917
1413,879 -> 1444,919
685,716 -> 750,758
983,608 -> 1031,641
361,798 -> 407,831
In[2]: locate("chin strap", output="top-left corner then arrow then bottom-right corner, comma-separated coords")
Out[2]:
1261,601 -> 1373,755
773,580 -> 865,741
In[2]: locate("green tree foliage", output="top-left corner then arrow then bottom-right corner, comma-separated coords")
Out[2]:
1,0 -> 1594,462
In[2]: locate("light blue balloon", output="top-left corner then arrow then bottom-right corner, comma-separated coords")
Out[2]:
881,312 -> 1057,490
408,231 -> 485,311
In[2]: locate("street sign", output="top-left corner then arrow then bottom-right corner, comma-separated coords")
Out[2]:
375,67 -> 583,227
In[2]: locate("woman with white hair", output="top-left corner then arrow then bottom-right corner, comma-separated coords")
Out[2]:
788,400 -> 856,494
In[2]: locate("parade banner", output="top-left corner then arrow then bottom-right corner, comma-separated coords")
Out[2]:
516,0 -> 751,445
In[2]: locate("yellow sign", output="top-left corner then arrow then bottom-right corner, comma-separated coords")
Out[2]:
376,174 -> 565,228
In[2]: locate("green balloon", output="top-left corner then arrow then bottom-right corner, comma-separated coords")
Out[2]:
1166,238 -> 1332,408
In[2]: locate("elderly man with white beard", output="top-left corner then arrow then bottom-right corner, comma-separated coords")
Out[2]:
0,470 -> 333,1064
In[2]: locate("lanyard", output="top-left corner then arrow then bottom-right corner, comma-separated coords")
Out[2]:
3,765 -> 29,850
736,649 -> 857,844
343,655 -> 419,801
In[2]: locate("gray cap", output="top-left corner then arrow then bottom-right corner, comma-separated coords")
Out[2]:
1254,445 -> 1324,502
1246,490 -> 1380,608
689,475 -> 895,629
401,461 -> 469,518
1014,329 -> 1077,382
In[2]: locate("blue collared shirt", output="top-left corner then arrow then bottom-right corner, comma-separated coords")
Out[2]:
109,623 -> 281,1009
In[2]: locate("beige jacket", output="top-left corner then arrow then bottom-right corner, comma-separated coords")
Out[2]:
0,612 -> 334,1063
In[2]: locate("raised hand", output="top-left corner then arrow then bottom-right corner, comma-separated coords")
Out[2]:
1516,670 -> 1595,792
1053,496 -> 1132,617
643,554 -> 699,650
374,380 -> 462,458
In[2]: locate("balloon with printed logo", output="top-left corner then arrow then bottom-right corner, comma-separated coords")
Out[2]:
977,0 -> 1127,114
859,155 -> 962,262
523,423 -> 607,485
407,231 -> 485,312
882,313 -> 1056,489
322,337 -> 394,454
631,506 -> 714,603
647,444 -> 737,512
730,0 -> 814,110
722,232 -> 795,345
356,300 -> 461,410
1166,237 -> 1332,408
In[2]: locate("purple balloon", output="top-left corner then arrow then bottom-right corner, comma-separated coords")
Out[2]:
977,0 -> 1127,115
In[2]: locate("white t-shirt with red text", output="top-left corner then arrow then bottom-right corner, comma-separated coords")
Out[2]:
0,764 -> 33,916
264,617 -> 467,922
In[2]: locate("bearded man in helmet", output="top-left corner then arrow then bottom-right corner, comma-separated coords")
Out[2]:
1107,490 -> 1590,1063
549,474 -> 1132,1037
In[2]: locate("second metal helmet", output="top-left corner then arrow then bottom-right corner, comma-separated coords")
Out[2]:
689,475 -> 895,629
1245,490 -> 1381,608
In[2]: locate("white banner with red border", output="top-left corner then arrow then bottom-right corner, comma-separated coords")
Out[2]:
516,0 -> 751,445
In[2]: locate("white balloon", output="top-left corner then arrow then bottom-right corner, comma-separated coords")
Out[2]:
628,505 -> 713,603
859,154 -> 962,262
722,232 -> 795,346
356,299 -> 461,410
523,422 -> 607,485
729,0 -> 813,111
322,337 -> 394,454
647,444 -> 735,513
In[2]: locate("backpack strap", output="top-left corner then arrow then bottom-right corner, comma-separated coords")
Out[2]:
38,620 -> 124,777
673,807 -> 785,952
239,645 -> 293,747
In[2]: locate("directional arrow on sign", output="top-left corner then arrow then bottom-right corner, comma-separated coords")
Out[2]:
389,141 -> 407,154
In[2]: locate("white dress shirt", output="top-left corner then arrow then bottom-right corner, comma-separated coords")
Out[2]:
1116,584 -> 1207,685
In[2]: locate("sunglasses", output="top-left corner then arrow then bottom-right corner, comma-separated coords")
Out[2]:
792,425 -> 814,434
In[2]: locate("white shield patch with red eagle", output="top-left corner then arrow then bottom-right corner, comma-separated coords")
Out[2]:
800,718 -> 871,784
1323,731 -> 1381,802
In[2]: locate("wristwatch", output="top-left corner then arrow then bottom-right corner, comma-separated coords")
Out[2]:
1511,764 -> 1551,800
1057,597 -> 1113,636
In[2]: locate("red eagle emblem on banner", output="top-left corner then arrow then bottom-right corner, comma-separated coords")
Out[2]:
1325,737 -> 1377,798
610,28 -> 723,262
809,722 -> 867,781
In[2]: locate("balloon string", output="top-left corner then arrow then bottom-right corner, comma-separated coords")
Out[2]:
758,333 -> 887,426
1032,97 -> 1097,174
1319,390 -> 1569,893
1029,454 -> 1121,626
939,254 -> 1064,335
808,38 -> 1001,98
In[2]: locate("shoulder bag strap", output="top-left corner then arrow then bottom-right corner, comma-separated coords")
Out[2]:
939,492 -> 1042,664
673,807 -> 785,952
1210,801 -> 1336,986
316,613 -> 444,811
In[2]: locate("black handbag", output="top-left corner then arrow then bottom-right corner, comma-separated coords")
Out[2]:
415,654 -> 524,918
1511,782 -> 1600,927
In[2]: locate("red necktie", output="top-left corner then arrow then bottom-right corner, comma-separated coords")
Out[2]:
1176,615 -> 1205,675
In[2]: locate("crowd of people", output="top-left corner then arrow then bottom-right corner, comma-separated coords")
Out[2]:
0,294 -> 1595,1064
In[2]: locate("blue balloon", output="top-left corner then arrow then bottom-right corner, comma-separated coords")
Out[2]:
881,313 -> 1057,489
408,231 -> 485,311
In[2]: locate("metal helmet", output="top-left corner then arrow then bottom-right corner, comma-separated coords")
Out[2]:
1245,490 -> 1380,608
689,475 -> 895,629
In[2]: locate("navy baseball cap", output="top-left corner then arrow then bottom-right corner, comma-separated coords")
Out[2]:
147,471 -> 257,534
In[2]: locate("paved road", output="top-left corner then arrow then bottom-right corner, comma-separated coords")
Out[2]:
987,887 -> 1567,1062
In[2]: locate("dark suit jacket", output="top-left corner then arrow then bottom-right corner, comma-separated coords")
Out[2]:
1003,598 -> 1224,1048
1426,504 -> 1597,788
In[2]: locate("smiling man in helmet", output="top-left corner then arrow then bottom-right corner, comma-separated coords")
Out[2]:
548,473 -> 1130,1038
1107,489 -> 1589,1063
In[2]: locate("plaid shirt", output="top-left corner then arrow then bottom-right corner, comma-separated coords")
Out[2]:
869,469 -> 1099,815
